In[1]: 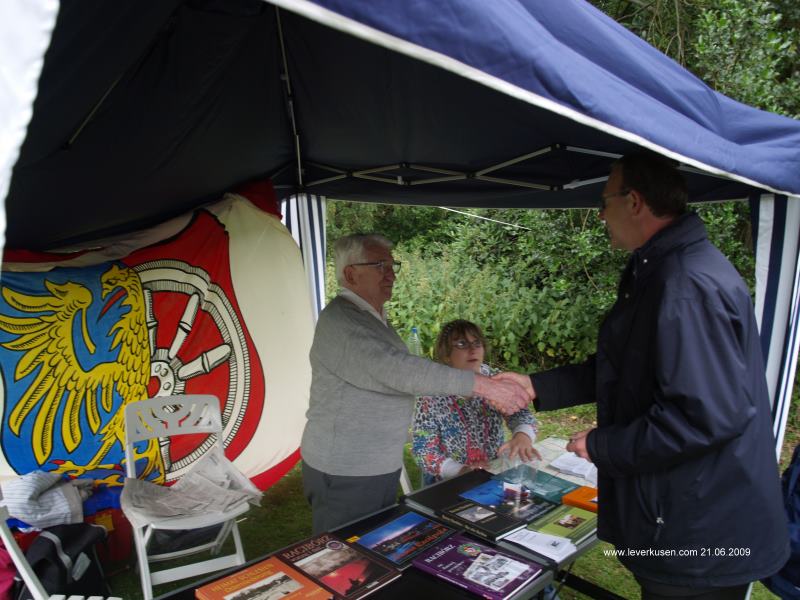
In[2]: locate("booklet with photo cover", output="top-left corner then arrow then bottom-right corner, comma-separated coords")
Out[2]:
195,556 -> 332,600
275,533 -> 400,599
459,478 -> 558,523
527,504 -> 597,545
349,510 -> 456,570
412,533 -> 545,600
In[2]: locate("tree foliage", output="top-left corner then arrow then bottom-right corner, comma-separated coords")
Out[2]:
327,202 -> 753,372
592,0 -> 800,117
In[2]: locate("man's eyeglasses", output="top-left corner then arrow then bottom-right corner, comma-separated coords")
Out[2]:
349,260 -> 402,274
598,189 -> 631,210
452,339 -> 483,350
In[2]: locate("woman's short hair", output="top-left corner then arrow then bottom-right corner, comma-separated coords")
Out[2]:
332,233 -> 394,286
435,319 -> 488,364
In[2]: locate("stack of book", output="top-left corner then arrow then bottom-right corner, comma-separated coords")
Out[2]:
404,468 -> 584,543
502,504 -> 598,563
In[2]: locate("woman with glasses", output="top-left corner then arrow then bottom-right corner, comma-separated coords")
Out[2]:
412,320 -> 540,485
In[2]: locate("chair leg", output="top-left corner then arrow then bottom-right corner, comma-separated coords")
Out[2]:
231,522 -> 245,564
132,527 -> 154,600
209,521 -> 233,556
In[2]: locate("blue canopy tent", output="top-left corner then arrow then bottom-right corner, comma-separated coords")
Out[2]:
2,0 -> 800,453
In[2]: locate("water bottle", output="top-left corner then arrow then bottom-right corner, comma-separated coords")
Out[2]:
407,327 -> 422,356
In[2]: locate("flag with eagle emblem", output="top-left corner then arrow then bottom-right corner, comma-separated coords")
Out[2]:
0,185 -> 314,490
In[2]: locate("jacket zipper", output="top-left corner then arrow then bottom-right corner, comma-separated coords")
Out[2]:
654,516 -> 665,542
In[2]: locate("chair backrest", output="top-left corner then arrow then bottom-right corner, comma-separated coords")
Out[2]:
0,503 -> 49,600
124,395 -> 223,480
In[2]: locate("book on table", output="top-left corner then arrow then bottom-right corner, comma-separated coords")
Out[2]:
412,532 -> 545,600
561,486 -> 598,513
527,504 -> 597,546
439,499 -> 526,542
275,532 -> 400,599
194,556 -> 332,600
346,509 -> 456,570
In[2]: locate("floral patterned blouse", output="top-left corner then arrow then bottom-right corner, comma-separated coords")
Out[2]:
411,364 -> 537,483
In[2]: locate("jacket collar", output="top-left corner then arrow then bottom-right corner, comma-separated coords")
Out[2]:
629,212 -> 707,279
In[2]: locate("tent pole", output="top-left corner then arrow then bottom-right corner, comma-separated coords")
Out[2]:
275,7 -> 303,187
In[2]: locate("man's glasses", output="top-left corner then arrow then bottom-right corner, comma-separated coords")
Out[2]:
349,260 -> 402,274
452,339 -> 483,350
598,189 -> 631,210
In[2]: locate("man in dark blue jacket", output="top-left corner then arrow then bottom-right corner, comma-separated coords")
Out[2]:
501,153 -> 789,599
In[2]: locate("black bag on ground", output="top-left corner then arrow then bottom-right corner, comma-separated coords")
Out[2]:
15,522 -> 111,600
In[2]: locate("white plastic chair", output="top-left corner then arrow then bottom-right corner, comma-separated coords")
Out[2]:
0,502 -> 121,600
123,395 -> 248,600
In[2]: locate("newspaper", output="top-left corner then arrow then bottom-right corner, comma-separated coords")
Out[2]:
121,447 -> 262,529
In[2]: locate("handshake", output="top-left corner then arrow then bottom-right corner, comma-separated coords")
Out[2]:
472,371 -> 536,415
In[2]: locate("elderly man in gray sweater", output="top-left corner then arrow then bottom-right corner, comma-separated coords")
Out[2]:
301,233 -> 531,533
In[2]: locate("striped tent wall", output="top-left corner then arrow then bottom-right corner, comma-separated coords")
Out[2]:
753,194 -> 800,457
281,194 -> 327,320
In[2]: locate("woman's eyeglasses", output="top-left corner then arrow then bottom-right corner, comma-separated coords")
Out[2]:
452,339 -> 483,350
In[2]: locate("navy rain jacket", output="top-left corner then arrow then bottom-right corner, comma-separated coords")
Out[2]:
532,212 -> 789,587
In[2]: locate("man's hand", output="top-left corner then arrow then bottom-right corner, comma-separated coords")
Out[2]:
493,371 -> 536,401
473,374 -> 530,415
497,432 -> 542,462
566,428 -> 594,461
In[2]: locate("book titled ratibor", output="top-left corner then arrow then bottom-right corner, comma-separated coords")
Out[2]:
194,556 -> 332,600
353,510 -> 455,569
412,533 -> 545,600
276,533 -> 400,599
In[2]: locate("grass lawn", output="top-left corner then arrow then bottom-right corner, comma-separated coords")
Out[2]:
109,399 -> 797,599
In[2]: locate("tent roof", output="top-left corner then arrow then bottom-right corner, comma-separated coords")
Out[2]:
7,0 -> 800,249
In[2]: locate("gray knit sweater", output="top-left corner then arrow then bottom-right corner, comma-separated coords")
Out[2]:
301,295 -> 475,476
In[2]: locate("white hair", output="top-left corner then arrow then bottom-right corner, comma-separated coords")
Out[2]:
333,233 -> 394,286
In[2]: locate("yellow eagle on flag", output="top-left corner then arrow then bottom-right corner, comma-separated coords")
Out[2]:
0,264 -> 164,484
